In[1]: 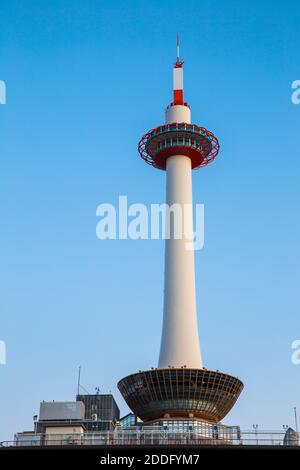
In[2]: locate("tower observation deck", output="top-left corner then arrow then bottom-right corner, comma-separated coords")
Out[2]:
118,45 -> 243,424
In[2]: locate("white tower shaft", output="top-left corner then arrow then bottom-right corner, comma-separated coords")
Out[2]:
158,97 -> 202,369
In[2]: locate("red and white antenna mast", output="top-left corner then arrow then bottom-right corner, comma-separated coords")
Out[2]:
173,35 -> 184,105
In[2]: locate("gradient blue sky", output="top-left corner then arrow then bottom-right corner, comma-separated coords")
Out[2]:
0,0 -> 300,440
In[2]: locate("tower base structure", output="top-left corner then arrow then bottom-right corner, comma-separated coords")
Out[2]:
118,368 -> 243,424
143,417 -> 241,445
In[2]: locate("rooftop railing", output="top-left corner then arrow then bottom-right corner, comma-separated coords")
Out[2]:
3,428 -> 298,448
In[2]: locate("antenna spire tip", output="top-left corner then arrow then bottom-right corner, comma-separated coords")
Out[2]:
175,34 -> 183,67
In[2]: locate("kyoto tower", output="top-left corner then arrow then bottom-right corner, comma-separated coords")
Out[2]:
118,42 -> 243,425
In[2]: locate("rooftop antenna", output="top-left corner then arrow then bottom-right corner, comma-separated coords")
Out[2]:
294,406 -> 299,433
77,365 -> 81,396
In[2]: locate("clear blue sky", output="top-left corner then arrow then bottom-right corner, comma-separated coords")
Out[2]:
0,0 -> 300,440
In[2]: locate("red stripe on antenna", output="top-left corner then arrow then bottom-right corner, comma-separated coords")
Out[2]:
173,89 -> 184,105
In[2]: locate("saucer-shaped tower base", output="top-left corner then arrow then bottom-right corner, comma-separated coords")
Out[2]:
118,368 -> 243,423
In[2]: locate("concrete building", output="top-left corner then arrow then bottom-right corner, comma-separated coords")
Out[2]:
39,401 -> 85,422
76,394 -> 119,421
15,394 -> 120,445
76,393 -> 119,431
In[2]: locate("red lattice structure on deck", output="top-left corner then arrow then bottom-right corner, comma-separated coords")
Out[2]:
138,123 -> 220,171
